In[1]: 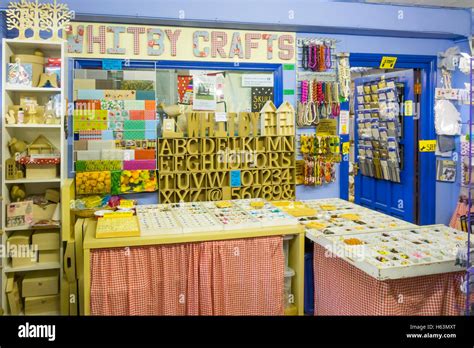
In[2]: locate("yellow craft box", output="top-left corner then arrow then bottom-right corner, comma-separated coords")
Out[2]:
38,249 -> 60,263
32,230 -> 59,250
22,270 -> 59,297
25,295 -> 60,315
8,230 -> 32,246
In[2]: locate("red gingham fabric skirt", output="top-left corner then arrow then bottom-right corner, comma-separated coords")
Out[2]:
313,244 -> 467,316
90,236 -> 284,315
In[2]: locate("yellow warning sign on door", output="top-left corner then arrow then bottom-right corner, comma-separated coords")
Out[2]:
380,56 -> 398,69
342,142 -> 350,155
419,140 -> 436,152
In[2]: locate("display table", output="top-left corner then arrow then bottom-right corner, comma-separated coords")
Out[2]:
82,218 -> 305,315
307,225 -> 468,315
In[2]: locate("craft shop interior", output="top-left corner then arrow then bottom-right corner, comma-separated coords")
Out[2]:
0,0 -> 474,325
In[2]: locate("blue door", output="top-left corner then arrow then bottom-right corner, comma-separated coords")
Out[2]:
354,69 -> 416,223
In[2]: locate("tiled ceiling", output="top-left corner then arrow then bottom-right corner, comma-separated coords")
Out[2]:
365,0 -> 474,8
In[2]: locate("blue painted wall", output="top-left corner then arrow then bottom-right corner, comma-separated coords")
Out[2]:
1,1 -> 471,222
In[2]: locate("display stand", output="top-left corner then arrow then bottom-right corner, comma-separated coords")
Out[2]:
1,39 -> 66,315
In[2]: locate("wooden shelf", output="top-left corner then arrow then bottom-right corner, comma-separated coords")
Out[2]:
5,178 -> 61,184
4,39 -> 62,51
4,225 -> 60,232
4,262 -> 61,273
5,124 -> 62,129
4,86 -> 61,93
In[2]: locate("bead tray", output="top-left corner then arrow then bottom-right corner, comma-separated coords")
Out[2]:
233,199 -> 299,227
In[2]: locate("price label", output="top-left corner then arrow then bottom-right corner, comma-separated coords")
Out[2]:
215,112 -> 227,122
419,140 -> 436,152
379,56 -> 398,69
404,100 -> 413,116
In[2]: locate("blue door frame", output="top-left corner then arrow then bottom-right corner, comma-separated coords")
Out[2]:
339,53 -> 437,225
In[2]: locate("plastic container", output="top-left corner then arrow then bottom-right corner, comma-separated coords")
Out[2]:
284,267 -> 295,309
283,235 -> 294,271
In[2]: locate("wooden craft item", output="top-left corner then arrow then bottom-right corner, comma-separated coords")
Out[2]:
272,185 -> 283,200
200,112 -> 215,137
190,189 -> 206,202
250,112 -> 260,136
282,152 -> 294,167
207,188 -> 223,201
227,112 -> 237,136
282,136 -> 295,152
222,186 -> 231,200
186,138 -> 200,155
241,170 -> 253,187
96,215 -> 140,239
238,112 -> 251,137
159,190 -> 174,203
176,173 -> 190,190
174,155 -> 186,171
265,136 -> 282,152
201,154 -> 214,171
207,171 -> 228,188
190,172 -> 207,189
201,138 -> 216,154
174,138 -> 187,156
159,173 -> 175,190
187,113 -> 200,137
158,139 -> 174,156
158,156 -> 174,173
261,169 -> 272,186
214,120 -> 227,137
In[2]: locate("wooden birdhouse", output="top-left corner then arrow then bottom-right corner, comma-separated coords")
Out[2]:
259,100 -> 277,136
5,157 -> 24,180
27,135 -> 58,156
276,101 -> 295,136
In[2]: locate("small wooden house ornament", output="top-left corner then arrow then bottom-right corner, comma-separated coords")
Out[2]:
6,157 -> 24,180
259,101 -> 277,136
27,135 -> 58,156
276,101 -> 295,136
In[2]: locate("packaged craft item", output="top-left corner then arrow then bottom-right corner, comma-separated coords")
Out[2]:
76,171 -> 111,195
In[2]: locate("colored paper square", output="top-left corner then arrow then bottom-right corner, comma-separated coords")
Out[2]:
124,100 -> 145,110
101,130 -> 114,140
135,149 -> 156,160
123,160 -> 156,170
145,100 -> 156,111
124,130 -> 145,140
124,120 -> 145,130
129,110 -> 145,120
144,110 -> 156,120
145,130 -> 157,139
145,120 -> 157,130
77,89 -> 105,100
231,170 -> 241,187
136,90 -> 155,100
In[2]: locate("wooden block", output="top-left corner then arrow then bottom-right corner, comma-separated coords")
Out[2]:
272,169 -> 282,185
256,137 -> 266,152
222,186 -> 231,200
190,189 -> 206,202
272,185 -> 283,200
282,136 -> 295,152
227,137 -> 240,152
176,172 -> 190,190
238,112 -> 251,137
251,185 -> 262,198
215,154 -> 228,171
214,119 -> 227,137
281,184 -> 295,200
207,188 -> 223,201
186,155 -> 201,171
186,138 -> 200,155
187,113 -> 201,137
252,170 -> 262,186
231,187 -> 241,200
159,190 -> 175,203
261,169 -> 272,186
250,112 -> 260,136
265,136 -> 282,152
175,189 -> 190,202
261,185 -> 273,200
200,113 -> 215,137
241,170 -> 254,187
239,186 -> 252,199
207,171 -> 228,187
201,138 -> 216,154
158,139 -> 174,156
174,138 -> 187,156
174,155 -> 187,171
227,112 -> 237,136
190,172 -> 207,189
281,168 -> 292,184
282,152 -> 295,168
240,137 -> 255,153
158,155 -> 174,173
255,153 -> 267,169
268,152 -> 280,168
159,173 -> 175,190
215,138 -> 228,152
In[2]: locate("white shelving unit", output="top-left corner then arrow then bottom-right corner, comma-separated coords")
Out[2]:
1,38 -> 67,315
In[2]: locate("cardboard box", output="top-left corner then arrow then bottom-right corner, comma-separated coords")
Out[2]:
32,230 -> 59,250
45,189 -> 60,203
11,254 -> 37,268
25,295 -> 60,315
6,275 -> 22,315
33,203 -> 57,222
25,164 -> 58,179
38,249 -> 60,263
22,270 -> 59,297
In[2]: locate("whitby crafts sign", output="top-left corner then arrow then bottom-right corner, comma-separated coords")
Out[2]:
65,22 -> 296,64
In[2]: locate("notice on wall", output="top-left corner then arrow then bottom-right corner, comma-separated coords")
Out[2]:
242,74 -> 274,87
251,87 -> 274,112
339,110 -> 350,135
419,140 -> 436,152
193,75 -> 217,111
316,119 -> 338,136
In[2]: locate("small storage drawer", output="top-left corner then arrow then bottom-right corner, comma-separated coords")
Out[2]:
22,270 -> 59,297
25,295 -> 60,315
39,249 -> 60,263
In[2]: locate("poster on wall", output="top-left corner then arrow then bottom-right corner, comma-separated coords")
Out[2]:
193,75 -> 217,111
251,87 -> 274,112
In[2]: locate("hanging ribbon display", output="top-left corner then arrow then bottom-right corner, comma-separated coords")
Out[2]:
297,80 -> 341,126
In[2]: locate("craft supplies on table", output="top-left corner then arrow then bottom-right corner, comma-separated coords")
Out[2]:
201,201 -> 262,230
168,203 -> 222,233
308,225 -> 466,280
136,204 -> 183,235
95,212 -> 140,238
233,198 -> 299,227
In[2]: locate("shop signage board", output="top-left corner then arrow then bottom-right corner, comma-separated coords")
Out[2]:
65,22 -> 296,64
242,74 -> 274,87
379,56 -> 398,69
419,140 -> 436,152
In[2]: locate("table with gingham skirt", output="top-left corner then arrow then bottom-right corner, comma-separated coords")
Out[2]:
313,244 -> 467,315
90,236 -> 284,315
